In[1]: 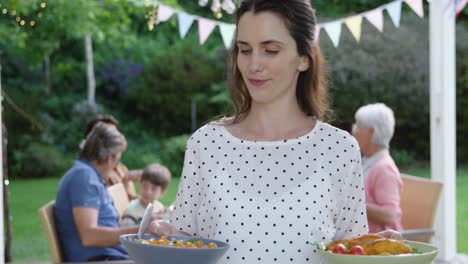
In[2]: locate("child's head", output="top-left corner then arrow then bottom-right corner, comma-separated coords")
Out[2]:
139,163 -> 172,205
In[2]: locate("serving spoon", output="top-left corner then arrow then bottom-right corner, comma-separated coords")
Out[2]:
137,203 -> 153,239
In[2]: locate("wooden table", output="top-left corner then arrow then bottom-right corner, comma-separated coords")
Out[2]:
71,261 -> 135,264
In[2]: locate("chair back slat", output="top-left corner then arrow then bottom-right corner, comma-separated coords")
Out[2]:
108,182 -> 130,221
400,174 -> 443,242
38,200 -> 63,264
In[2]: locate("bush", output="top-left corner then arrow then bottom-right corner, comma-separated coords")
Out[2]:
322,15 -> 430,160
12,143 -> 72,178
160,134 -> 191,178
121,132 -> 163,171
391,149 -> 417,168
456,24 -> 468,162
320,16 -> 468,163
96,59 -> 143,98
129,37 -> 226,134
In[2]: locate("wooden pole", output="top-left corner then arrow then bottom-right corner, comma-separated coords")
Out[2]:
85,34 -> 96,105
430,0 -> 457,261
0,63 -> 5,263
2,123 -> 11,263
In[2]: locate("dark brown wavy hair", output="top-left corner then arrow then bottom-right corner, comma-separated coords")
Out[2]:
227,0 -> 329,124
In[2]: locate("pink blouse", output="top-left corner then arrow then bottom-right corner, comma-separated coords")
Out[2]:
364,150 -> 403,233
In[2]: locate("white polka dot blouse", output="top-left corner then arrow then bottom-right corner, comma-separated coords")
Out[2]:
170,120 -> 368,263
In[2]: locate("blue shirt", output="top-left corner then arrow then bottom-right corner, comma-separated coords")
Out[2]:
55,160 -> 129,262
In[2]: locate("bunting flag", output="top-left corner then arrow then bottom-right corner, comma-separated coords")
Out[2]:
457,0 -> 468,16
386,1 -> 403,28
178,12 -> 196,39
404,0 -> 424,18
345,16 -> 363,42
219,23 -> 236,48
150,0 -> 426,48
323,21 -> 342,48
198,18 -> 218,44
365,9 -> 384,32
157,4 -> 174,24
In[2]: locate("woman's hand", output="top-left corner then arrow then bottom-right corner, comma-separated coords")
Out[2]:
376,229 -> 402,240
150,210 -> 165,221
148,220 -> 176,237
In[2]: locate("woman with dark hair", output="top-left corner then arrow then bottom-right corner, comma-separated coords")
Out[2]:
55,122 -> 139,262
152,1 -> 398,263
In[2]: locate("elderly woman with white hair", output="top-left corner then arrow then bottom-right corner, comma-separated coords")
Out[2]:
352,103 -> 403,233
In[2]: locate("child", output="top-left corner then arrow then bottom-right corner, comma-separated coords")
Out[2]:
120,163 -> 171,227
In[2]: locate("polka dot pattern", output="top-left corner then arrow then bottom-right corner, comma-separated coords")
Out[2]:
171,121 -> 368,263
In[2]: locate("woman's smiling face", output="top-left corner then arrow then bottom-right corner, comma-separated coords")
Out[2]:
236,11 -> 309,106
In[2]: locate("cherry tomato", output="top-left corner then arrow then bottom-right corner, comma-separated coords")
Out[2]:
349,245 -> 366,255
332,244 -> 348,254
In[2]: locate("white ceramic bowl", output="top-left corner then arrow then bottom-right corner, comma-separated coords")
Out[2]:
120,234 -> 229,264
318,240 -> 438,264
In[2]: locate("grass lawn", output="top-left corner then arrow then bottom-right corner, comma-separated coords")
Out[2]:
8,167 -> 468,261
403,167 -> 468,254
8,176 -> 180,262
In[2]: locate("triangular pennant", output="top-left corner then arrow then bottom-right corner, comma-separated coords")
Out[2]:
178,12 -> 196,39
219,23 -> 236,48
198,18 -> 218,45
323,21 -> 342,48
404,0 -> 424,18
386,1 -> 402,28
314,25 -> 321,43
222,0 -> 236,14
157,4 -> 175,24
345,16 -> 363,42
364,9 -> 384,32
457,0 -> 468,16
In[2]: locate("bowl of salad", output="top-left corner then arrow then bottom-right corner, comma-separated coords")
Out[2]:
317,234 -> 438,264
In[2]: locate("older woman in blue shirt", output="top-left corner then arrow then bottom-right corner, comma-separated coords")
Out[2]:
55,122 -> 139,262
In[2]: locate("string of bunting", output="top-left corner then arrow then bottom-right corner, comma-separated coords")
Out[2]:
197,0 -> 236,18
152,0 -> 462,48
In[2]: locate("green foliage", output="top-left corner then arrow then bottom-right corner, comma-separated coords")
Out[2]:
160,134 -> 191,178
2,0 -> 468,179
12,142 -> 72,178
323,15 -> 431,159
456,24 -> 468,162
391,149 -> 416,168
120,131 -> 163,171
321,15 -> 468,163
313,0 -> 389,17
130,35 -> 226,134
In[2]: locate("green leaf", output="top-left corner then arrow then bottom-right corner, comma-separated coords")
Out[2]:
315,242 -> 326,251
186,238 -> 202,243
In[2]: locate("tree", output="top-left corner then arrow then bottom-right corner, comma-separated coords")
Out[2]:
2,0 -> 134,102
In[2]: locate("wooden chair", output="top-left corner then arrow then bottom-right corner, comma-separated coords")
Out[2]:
400,174 -> 443,243
38,200 -> 64,264
107,182 -> 130,221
